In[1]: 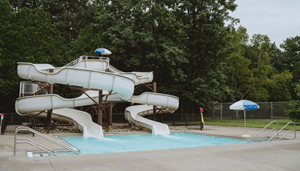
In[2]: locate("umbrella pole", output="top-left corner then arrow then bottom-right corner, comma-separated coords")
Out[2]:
244,109 -> 246,134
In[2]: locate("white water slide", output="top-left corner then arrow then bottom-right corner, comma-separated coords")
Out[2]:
15,57 -> 179,137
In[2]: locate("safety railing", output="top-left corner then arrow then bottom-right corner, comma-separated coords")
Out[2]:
14,126 -> 79,156
268,121 -> 296,142
63,57 -> 83,67
249,121 -> 278,141
63,56 -> 110,68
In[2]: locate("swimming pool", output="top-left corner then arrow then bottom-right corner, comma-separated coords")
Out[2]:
59,133 -> 249,154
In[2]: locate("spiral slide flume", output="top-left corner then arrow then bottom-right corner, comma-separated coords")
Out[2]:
15,56 -> 179,137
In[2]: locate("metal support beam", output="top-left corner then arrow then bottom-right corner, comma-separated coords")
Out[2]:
134,83 -> 154,91
34,85 -> 49,95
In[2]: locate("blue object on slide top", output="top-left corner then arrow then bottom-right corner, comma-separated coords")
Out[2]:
94,48 -> 112,55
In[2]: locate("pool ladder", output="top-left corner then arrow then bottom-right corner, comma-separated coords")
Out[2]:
249,121 -> 296,142
14,126 -> 80,156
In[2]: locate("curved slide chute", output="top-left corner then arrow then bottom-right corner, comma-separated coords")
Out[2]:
15,58 -> 179,137
24,109 -> 104,137
17,62 -> 134,100
126,93 -> 179,135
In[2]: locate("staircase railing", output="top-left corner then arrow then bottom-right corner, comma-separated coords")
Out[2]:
268,121 -> 296,142
249,121 -> 278,141
14,126 -> 79,156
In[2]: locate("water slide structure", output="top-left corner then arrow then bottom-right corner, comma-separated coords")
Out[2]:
15,48 -> 179,137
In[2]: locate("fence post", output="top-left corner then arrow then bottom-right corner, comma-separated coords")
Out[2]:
211,103 -> 215,119
271,102 -> 273,120
221,103 -> 223,122
173,113 -> 175,125
0,113 -> 3,135
186,113 -> 188,127
33,115 -> 36,137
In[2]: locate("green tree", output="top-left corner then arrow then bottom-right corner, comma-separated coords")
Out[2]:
242,34 -> 273,101
71,0 -> 187,95
292,61 -> 300,83
245,35 -> 293,102
224,26 -> 251,101
0,0 -> 18,112
266,70 -> 292,101
68,25 -> 104,58
0,0 -> 12,69
174,0 -> 238,112
70,0 -> 239,114
224,29 -> 292,102
269,44 -> 284,73
279,36 -> 300,99
0,3 -> 67,112
280,36 -> 300,72
9,0 -> 98,45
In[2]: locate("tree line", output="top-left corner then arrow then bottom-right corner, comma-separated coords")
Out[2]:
1,0 -> 300,120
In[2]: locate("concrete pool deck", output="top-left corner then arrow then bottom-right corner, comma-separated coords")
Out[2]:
0,125 -> 299,171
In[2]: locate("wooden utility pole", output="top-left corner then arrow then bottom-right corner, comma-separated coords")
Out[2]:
98,90 -> 103,126
108,102 -> 113,126
153,82 -> 156,121
45,69 -> 54,128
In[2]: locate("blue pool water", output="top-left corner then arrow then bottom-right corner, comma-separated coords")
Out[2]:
60,133 -> 248,154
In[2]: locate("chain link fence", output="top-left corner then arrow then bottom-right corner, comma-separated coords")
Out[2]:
1,101 -> 292,133
142,113 -> 202,126
211,102 -> 291,120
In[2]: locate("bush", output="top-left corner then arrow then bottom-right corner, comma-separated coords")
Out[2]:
285,100 -> 300,123
285,82 -> 300,122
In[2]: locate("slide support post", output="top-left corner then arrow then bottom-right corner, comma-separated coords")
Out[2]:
153,82 -> 157,121
98,90 -> 103,126
45,74 -> 53,128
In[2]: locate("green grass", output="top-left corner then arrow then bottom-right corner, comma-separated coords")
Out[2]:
170,117 -> 299,131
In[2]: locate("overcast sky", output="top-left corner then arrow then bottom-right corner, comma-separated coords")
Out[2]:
229,0 -> 300,48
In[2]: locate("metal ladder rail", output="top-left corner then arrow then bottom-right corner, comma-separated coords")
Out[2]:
23,126 -> 80,152
17,138 -> 75,154
16,139 -> 57,156
268,121 -> 296,142
54,135 -> 80,151
62,57 -> 82,67
15,126 -> 79,153
14,126 -> 79,155
261,128 -> 278,139
249,121 -> 278,141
